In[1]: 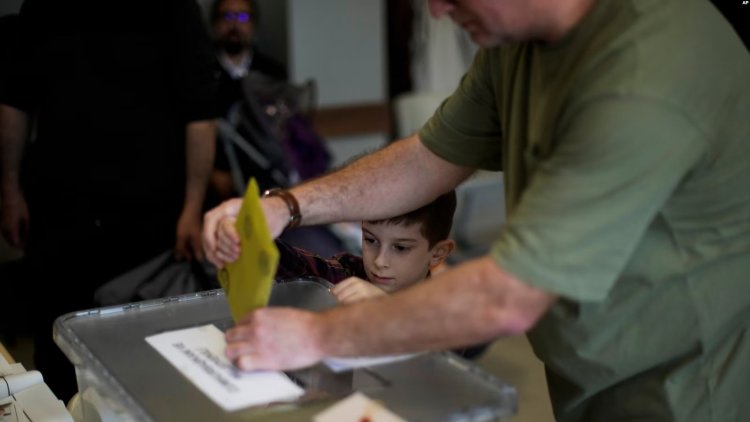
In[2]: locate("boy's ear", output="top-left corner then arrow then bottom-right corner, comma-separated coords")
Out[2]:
430,239 -> 456,268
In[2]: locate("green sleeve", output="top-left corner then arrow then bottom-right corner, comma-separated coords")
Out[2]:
492,98 -> 706,302
419,49 -> 504,170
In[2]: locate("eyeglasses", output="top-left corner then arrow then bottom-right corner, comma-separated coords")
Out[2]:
220,11 -> 251,23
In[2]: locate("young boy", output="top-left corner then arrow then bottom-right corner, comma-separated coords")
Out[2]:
218,190 -> 487,357
275,191 -> 457,304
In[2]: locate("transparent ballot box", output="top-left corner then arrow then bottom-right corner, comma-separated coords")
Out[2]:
55,278 -> 517,421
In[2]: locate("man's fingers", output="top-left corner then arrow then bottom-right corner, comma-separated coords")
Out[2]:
236,355 -> 258,371
217,240 -> 241,263
219,217 -> 240,243
225,342 -> 260,371
215,217 -> 241,262
215,250 -> 233,266
202,198 -> 245,267
202,210 -> 219,256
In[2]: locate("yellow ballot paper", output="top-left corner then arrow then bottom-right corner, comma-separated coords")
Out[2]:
218,178 -> 280,322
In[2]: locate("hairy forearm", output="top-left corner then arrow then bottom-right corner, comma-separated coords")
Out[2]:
183,119 -> 216,212
290,135 -> 474,226
0,105 -> 30,195
313,256 -> 557,357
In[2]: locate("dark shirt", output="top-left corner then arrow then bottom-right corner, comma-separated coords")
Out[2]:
1,0 -> 219,222
211,49 -> 291,200
0,0 -> 221,402
214,49 -> 288,116
275,239 -> 366,283
0,15 -> 19,92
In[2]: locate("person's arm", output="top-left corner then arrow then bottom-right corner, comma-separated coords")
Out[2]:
171,0 -> 219,261
204,135 -> 475,266
175,119 -> 216,261
224,256 -> 557,371
286,134 -> 472,227
0,104 -> 30,249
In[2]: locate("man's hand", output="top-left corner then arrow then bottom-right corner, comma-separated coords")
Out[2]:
225,307 -> 325,371
175,209 -> 203,261
203,198 -> 242,267
213,215 -> 240,266
331,277 -> 386,304
203,195 -> 294,268
0,187 -> 29,249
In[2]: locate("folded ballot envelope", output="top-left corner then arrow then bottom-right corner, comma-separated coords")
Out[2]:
218,178 -> 280,322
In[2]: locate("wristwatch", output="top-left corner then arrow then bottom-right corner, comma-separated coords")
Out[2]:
262,188 -> 302,231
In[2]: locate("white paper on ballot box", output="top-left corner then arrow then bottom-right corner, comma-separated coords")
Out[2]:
146,324 -> 304,411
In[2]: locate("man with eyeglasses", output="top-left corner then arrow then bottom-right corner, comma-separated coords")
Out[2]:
207,0 -> 290,206
211,0 -> 286,115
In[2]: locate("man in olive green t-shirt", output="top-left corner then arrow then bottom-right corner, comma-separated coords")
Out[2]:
204,0 -> 750,420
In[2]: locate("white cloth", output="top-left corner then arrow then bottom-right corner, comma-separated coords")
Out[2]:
217,51 -> 254,79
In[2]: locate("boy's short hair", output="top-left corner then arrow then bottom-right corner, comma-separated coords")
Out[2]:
368,191 -> 457,247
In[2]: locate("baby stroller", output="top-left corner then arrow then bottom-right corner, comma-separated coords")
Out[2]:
217,71 -> 328,193
216,71 -> 349,257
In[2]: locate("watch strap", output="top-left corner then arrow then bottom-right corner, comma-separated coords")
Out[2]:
262,188 -> 302,231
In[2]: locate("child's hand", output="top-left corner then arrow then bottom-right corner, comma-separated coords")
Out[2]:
331,277 -> 386,304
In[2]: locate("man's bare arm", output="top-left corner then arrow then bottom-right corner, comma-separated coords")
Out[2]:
175,119 -> 216,260
225,256 -> 557,370
314,256 -> 556,357
204,134 -> 474,265
0,104 -> 31,248
289,134 -> 473,226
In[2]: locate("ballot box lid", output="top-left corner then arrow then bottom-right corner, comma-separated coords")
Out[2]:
54,278 -> 517,421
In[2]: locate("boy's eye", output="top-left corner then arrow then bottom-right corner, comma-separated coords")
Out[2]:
363,236 -> 377,245
393,245 -> 412,253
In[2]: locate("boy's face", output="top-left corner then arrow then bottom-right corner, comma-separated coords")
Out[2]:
361,221 -> 452,293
